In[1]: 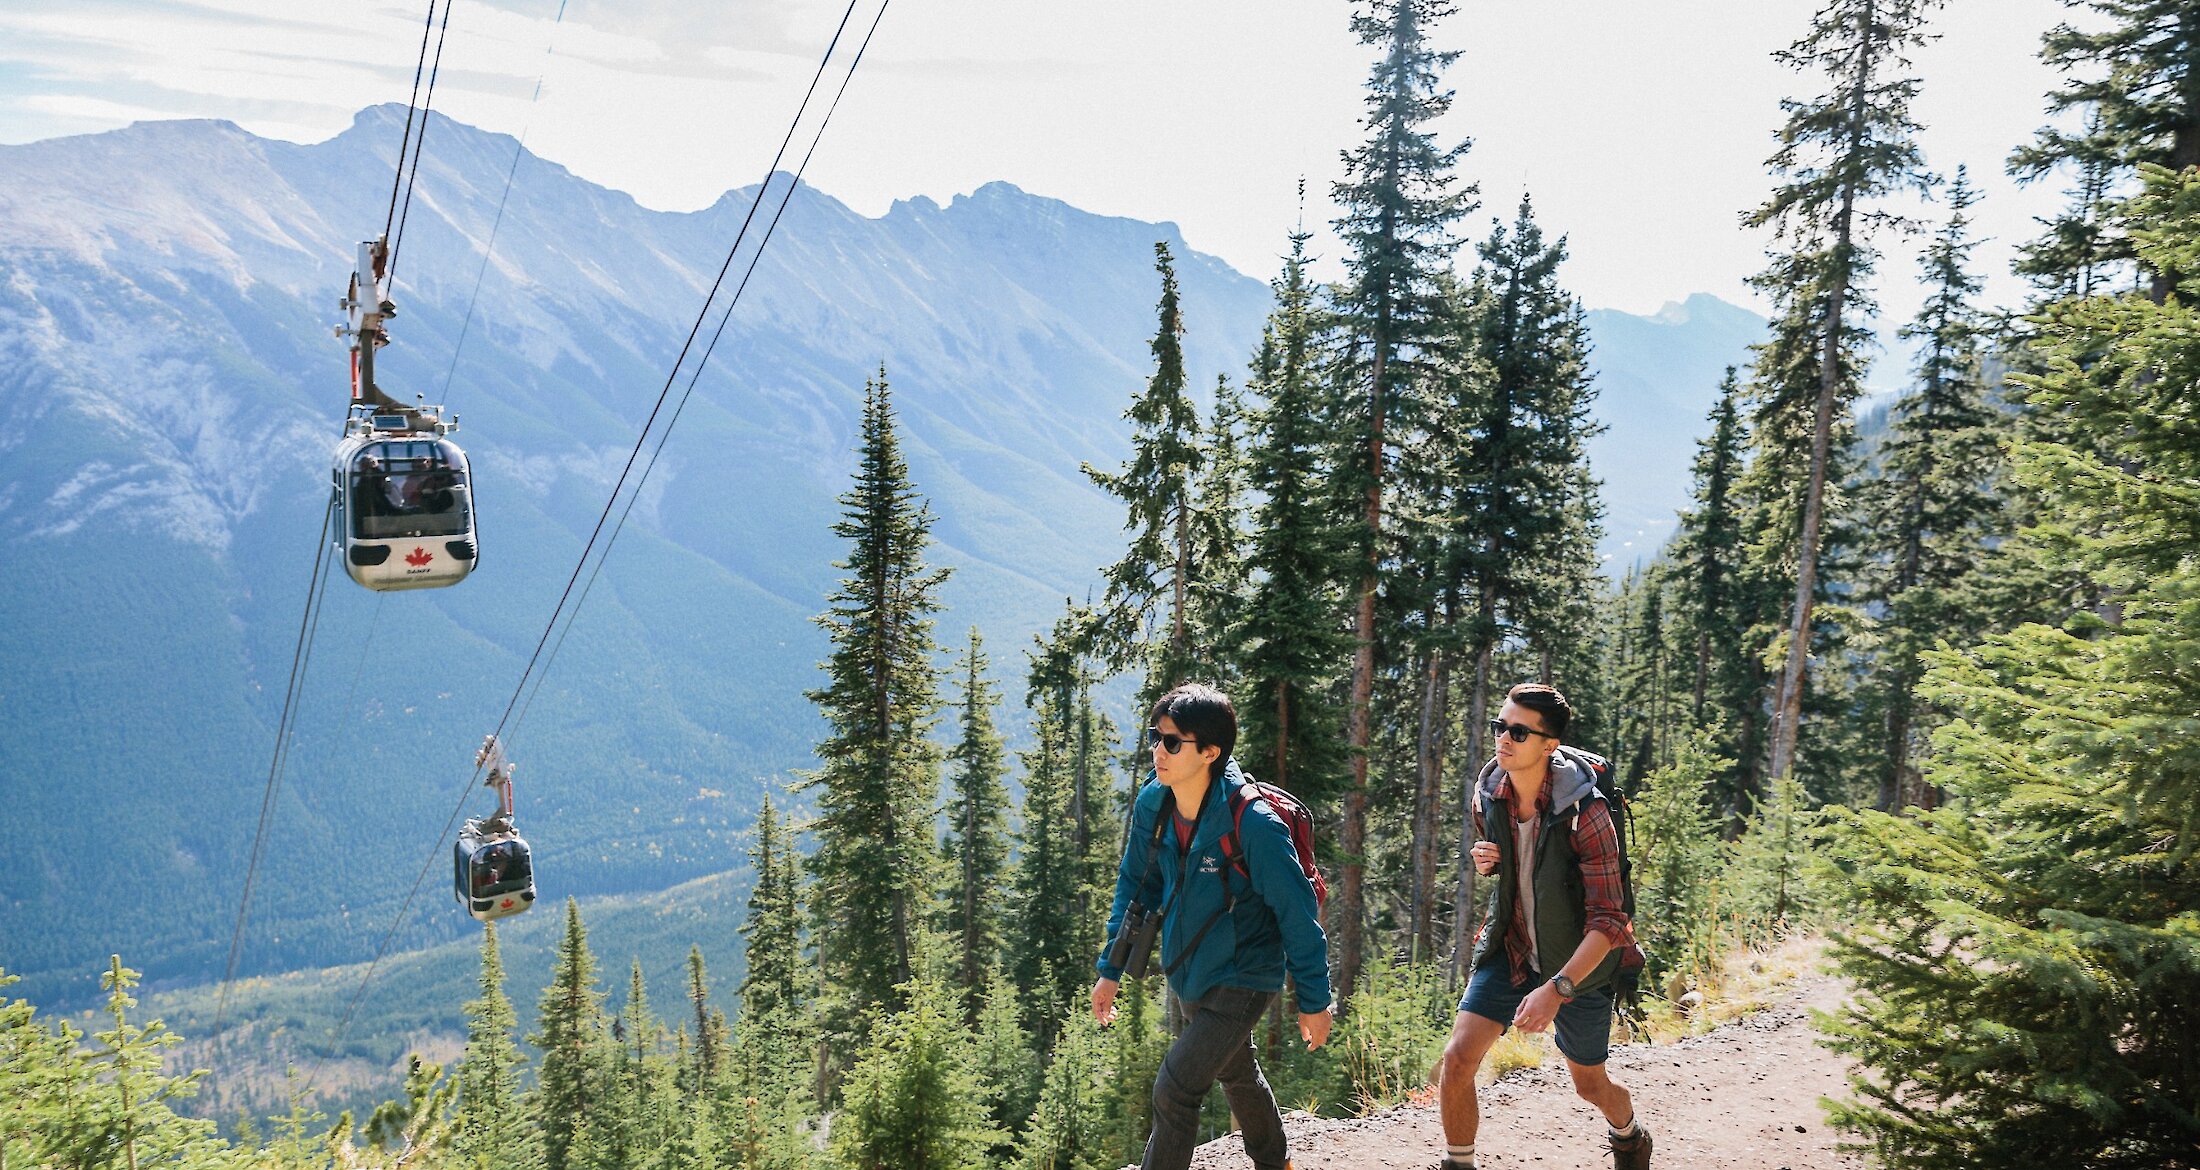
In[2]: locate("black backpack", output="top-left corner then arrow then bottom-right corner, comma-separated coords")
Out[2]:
1552,746 -> 1647,1010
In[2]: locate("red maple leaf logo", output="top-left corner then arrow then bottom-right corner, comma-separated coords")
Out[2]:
405,547 -> 433,567
500,898 -> 515,909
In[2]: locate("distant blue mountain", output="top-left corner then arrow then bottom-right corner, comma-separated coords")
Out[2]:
0,107 -> 1271,1007
1584,294 -> 1768,570
0,107 -> 1764,1012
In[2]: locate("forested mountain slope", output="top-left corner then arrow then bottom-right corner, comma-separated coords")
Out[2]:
0,108 -> 1753,1012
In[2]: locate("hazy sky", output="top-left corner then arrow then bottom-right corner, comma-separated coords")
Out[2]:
3,0 -> 2084,331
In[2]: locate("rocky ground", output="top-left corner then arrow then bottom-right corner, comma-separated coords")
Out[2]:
1182,967 -> 1864,1170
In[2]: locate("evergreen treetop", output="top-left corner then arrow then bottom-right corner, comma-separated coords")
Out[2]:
803,368 -> 949,1029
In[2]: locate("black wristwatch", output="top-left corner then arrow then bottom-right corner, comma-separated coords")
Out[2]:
1549,974 -> 1578,1002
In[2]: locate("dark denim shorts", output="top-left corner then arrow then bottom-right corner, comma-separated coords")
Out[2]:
1458,950 -> 1613,1066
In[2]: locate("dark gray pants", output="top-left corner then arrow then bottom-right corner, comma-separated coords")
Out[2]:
1144,986 -> 1286,1170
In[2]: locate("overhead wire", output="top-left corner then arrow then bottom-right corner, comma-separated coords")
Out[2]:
213,496 -> 338,1039
510,0 -> 894,747
382,0 -> 443,244
308,0 -> 888,1078
214,0 -> 457,1050
387,0 -> 458,283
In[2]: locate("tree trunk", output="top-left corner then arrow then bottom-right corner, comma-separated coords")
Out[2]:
1411,631 -> 1451,961
1768,2 -> 1873,788
1341,341 -> 1388,1010
1452,639 -> 1495,986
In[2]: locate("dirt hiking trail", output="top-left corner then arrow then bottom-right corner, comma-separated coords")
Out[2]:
1184,968 -> 1863,1170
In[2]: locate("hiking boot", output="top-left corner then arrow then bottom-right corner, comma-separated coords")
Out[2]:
1610,1125 -> 1652,1170
1438,1161 -> 1474,1170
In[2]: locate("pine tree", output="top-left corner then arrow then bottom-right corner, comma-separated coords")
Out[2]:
1010,640 -> 1085,1044
1666,372 -> 1760,820
2009,0 -> 2200,300
1851,169 -> 2005,813
832,974 -> 1003,1170
941,628 -> 1011,1002
682,946 -> 729,1101
1819,165 -> 2200,1169
1188,372 -> 1251,689
1086,241 -> 1210,700
724,993 -> 822,1170
455,926 -> 536,1170
1746,0 -> 1941,791
804,368 -> 950,1028
1237,221 -> 1351,807
1437,196 -> 1602,974
2013,107 -> 2124,298
41,958 -> 234,1170
970,968 -> 1038,1158
532,899 -> 607,1170
1017,1005 -> 1115,1170
739,792 -> 808,1022
1330,0 -> 1475,1004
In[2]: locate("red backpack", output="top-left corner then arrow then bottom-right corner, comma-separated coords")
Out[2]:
1216,776 -> 1328,907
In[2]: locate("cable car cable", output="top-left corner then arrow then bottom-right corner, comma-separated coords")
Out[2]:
213,498 -> 337,1038
387,0 -> 457,283
383,0 -> 444,245
509,0 -> 891,747
307,0 -> 881,1083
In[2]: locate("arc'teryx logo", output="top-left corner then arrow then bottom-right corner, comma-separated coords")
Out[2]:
405,547 -> 434,567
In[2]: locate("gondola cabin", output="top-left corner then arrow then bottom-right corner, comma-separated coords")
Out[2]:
454,820 -> 536,922
332,412 -> 477,591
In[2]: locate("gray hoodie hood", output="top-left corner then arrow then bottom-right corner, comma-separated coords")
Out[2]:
1473,745 -> 1606,817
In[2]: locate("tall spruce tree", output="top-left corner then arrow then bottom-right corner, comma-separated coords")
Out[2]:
1010,632 -> 1087,1044
1818,162 -> 2200,1168
455,926 -> 536,1170
1329,0 -> 1475,1003
1666,372 -> 1764,823
1746,0 -> 1941,790
1086,242 -> 1209,700
1852,169 -> 2005,812
2009,0 -> 2200,300
532,899 -> 606,1170
1237,222 -> 1350,807
803,369 -> 950,1028
941,628 -> 1011,1002
832,974 -> 1003,1170
1438,197 -> 1601,974
740,793 -> 808,1021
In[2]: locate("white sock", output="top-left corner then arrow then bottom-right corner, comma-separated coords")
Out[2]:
1610,1117 -> 1639,1139
1446,1143 -> 1475,1166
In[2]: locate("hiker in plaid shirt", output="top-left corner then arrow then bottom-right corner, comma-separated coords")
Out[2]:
1437,683 -> 1652,1170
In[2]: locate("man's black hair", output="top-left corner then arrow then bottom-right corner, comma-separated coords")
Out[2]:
1150,682 -> 1237,762
1506,682 -> 1573,740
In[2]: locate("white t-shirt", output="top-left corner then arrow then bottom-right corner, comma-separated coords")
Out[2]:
1514,815 -> 1540,972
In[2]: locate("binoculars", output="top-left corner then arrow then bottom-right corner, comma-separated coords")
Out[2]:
1106,901 -> 1163,981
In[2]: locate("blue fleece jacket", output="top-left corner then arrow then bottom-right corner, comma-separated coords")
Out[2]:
1095,761 -> 1333,1014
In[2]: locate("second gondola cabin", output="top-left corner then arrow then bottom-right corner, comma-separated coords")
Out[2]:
332,411 -> 477,591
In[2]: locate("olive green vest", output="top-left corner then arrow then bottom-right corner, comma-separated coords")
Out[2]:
1470,784 -> 1624,994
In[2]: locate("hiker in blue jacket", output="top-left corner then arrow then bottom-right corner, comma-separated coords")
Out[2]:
1092,683 -> 1333,1170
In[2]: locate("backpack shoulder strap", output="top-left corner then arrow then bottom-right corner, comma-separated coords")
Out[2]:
1219,782 -> 1265,876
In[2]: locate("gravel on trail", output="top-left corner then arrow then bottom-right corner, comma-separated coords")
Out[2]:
1166,968 -> 1865,1170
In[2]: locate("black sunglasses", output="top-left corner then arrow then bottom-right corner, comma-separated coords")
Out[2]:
1148,727 -> 1200,755
1488,718 -> 1555,744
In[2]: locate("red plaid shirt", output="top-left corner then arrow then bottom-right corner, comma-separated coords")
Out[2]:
1477,771 -> 1635,985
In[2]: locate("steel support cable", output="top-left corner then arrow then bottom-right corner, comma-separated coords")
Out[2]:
439,0 -> 572,411
308,0 -> 873,1080
386,0 -> 458,283
213,496 -> 336,1038
383,0 -> 443,243
509,0 -> 892,747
